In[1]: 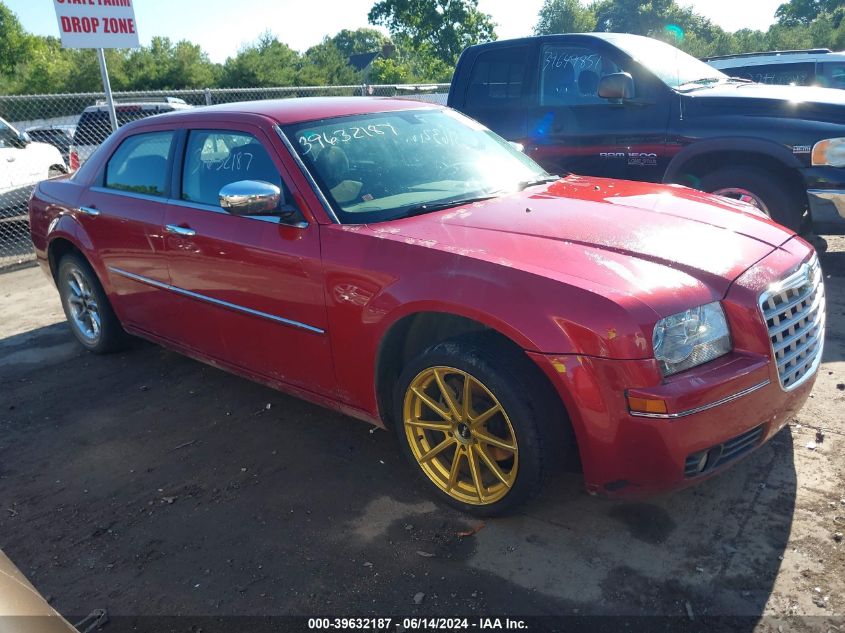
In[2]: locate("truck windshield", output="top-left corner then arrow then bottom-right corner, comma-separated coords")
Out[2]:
610,36 -> 728,90
283,108 -> 550,224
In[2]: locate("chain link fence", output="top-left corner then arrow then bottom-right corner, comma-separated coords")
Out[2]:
0,83 -> 450,269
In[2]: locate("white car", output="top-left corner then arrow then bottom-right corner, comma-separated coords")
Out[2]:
0,116 -> 67,216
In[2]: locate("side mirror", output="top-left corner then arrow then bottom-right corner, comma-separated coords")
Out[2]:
508,141 -> 525,153
219,180 -> 282,215
598,72 -> 635,100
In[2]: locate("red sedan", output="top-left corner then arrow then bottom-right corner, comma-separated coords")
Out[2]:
28,98 -> 826,515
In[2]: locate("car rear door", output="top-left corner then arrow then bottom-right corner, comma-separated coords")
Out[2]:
161,123 -> 334,393
79,127 -> 178,328
525,37 -> 672,182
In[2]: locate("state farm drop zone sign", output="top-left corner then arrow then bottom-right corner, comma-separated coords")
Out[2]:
53,0 -> 140,49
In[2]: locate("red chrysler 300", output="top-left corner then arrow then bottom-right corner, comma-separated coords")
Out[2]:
28,98 -> 826,515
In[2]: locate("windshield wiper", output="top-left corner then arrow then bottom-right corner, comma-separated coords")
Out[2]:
402,194 -> 501,218
676,77 -> 724,91
517,174 -> 560,190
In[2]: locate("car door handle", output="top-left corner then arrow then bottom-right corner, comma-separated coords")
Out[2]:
79,206 -> 100,217
6,156 -> 14,162
165,224 -> 196,237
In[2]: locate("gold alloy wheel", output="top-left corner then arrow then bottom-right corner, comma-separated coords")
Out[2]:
403,366 -> 518,505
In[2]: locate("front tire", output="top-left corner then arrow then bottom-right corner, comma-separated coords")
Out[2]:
699,166 -> 804,232
394,336 -> 559,516
57,253 -> 128,353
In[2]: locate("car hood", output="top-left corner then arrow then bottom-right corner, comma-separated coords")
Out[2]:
380,175 -> 794,312
687,82 -> 845,121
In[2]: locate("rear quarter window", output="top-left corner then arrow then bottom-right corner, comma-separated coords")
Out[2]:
464,47 -> 529,109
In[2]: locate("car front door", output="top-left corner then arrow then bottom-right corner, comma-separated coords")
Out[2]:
80,128 -> 177,327
525,39 -> 672,182
162,124 -> 333,393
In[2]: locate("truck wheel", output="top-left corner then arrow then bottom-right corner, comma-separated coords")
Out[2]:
699,166 -> 804,232
394,335 -> 559,516
57,253 -> 129,354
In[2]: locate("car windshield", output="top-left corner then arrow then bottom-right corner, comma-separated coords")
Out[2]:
283,108 -> 551,223
610,36 -> 728,90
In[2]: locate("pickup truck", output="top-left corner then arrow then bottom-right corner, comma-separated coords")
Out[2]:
448,33 -> 845,234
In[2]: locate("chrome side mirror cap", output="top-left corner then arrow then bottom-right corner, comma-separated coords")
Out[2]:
219,180 -> 282,215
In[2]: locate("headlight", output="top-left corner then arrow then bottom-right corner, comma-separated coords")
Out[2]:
652,302 -> 732,376
812,138 -> 845,167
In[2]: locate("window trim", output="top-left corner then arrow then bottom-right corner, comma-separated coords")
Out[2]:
102,129 -> 178,198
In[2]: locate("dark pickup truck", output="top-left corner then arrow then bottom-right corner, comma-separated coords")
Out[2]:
448,33 -> 845,234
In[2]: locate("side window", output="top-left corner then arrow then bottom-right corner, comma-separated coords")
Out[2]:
540,45 -> 622,106
734,63 -> 815,86
465,47 -> 528,108
820,62 -> 845,89
181,130 -> 284,207
0,120 -> 19,149
105,131 -> 174,196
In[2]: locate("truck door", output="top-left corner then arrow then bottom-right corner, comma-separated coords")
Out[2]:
525,39 -> 672,183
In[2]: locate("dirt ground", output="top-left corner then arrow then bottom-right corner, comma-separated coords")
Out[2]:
0,238 -> 844,630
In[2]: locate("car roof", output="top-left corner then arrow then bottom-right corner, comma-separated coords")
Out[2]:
460,32 -> 657,53
146,97 -> 442,126
81,102 -> 192,113
26,124 -> 75,132
708,50 -> 845,68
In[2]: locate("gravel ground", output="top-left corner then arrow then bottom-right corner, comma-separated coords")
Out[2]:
0,237 -> 843,631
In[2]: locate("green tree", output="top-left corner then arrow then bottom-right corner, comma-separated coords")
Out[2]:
221,32 -> 300,88
0,1 -> 31,76
122,37 -> 218,90
775,0 -> 841,26
368,0 -> 496,66
534,0 -> 597,35
297,38 -> 360,85
330,28 -> 392,58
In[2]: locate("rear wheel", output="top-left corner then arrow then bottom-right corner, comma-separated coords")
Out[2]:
699,166 -> 804,232
57,253 -> 128,353
394,336 -> 560,516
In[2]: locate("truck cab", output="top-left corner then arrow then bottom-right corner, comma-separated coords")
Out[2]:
448,33 -> 845,234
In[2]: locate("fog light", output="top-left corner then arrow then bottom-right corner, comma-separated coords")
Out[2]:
627,396 -> 668,415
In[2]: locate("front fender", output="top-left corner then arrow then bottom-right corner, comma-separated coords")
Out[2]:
321,226 -> 655,419
663,136 -> 800,184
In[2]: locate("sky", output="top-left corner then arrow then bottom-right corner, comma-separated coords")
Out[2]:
8,0 -> 784,63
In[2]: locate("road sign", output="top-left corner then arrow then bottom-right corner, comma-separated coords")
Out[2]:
53,0 -> 140,50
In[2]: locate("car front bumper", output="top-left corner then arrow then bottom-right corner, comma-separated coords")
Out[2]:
802,166 -> 845,234
807,188 -> 845,233
528,236 -> 821,496
530,350 -> 814,496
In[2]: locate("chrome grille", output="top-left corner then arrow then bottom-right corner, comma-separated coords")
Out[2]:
759,254 -> 825,390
